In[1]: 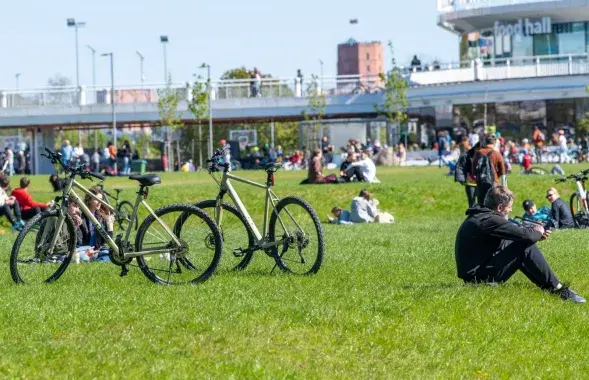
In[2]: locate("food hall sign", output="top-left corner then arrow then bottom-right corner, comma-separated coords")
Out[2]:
494,17 -> 551,37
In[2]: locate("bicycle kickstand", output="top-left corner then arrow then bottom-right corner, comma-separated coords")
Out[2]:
120,264 -> 129,277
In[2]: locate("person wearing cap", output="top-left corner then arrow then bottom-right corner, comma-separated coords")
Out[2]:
472,133 -> 506,203
545,187 -> 574,229
522,199 -> 551,227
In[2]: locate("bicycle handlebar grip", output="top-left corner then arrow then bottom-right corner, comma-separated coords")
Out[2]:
89,172 -> 105,181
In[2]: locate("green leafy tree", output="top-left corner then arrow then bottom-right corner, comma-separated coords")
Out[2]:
157,74 -> 184,170
301,75 -> 327,149
186,68 -> 210,168
374,41 -> 408,148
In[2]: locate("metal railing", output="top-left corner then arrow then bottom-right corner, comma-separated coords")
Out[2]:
1,53 -> 588,109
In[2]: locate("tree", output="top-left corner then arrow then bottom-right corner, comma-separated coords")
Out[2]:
374,41 -> 408,148
44,74 -> 76,106
301,75 -> 327,149
221,67 -> 251,80
157,74 -> 184,170
186,68 -> 210,168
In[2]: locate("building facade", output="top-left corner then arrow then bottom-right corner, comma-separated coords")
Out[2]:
438,0 -> 589,61
337,39 -> 384,76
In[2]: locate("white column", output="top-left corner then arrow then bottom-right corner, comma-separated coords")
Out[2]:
0,91 -> 6,108
78,85 -> 87,106
295,77 -> 302,97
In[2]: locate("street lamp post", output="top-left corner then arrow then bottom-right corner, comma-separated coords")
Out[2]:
67,18 -> 86,88
160,35 -> 169,82
207,64 -> 213,159
87,45 -> 97,147
101,53 -> 117,148
14,73 -> 21,107
136,51 -> 145,90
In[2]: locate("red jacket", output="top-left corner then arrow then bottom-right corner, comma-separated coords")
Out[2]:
11,188 -> 47,211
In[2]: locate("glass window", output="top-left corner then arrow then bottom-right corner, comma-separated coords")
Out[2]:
558,22 -> 585,54
533,33 -> 558,55
511,34 -> 534,61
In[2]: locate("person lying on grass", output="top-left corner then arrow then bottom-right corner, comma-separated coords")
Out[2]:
455,185 -> 585,303
521,199 -> 551,227
329,190 -> 394,224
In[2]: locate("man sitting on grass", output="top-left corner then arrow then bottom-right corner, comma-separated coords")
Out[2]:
455,186 -> 585,303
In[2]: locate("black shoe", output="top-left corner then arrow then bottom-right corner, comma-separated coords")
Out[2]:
553,286 -> 586,304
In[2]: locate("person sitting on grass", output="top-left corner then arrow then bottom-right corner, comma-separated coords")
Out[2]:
328,207 -> 353,225
303,148 -> 337,184
78,186 -> 115,262
455,185 -> 585,303
339,152 -> 357,182
345,151 -> 379,183
545,187 -> 574,229
11,177 -> 54,221
522,199 -> 551,226
0,177 -> 24,231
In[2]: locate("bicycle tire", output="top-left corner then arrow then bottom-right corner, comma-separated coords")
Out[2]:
134,204 -> 223,285
569,193 -> 588,228
10,210 -> 75,284
116,200 -> 138,231
268,196 -> 324,275
194,200 -> 256,271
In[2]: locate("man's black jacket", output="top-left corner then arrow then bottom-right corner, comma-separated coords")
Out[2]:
454,205 -> 542,280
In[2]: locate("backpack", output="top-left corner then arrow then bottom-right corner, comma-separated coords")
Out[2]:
474,151 -> 495,185
454,153 -> 469,183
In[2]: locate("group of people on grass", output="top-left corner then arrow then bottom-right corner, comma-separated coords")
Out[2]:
453,132 -> 585,303
304,148 -> 380,185
328,189 -> 394,225
0,176 -> 54,231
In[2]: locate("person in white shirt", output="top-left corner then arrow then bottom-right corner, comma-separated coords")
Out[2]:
0,177 -> 24,230
5,147 -> 14,176
558,129 -> 570,163
345,151 -> 379,183
350,190 -> 378,223
73,143 -> 84,159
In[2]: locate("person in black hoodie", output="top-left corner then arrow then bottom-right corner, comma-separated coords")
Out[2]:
545,187 -> 574,229
455,185 -> 585,303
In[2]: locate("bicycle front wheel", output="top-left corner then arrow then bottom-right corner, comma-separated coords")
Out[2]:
10,210 -> 75,284
268,196 -> 324,275
195,200 -> 256,271
135,204 -> 223,285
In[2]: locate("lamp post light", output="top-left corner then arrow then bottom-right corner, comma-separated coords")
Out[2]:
160,35 -> 169,82
101,53 -> 117,148
66,18 -> 86,88
319,59 -> 324,92
136,50 -> 145,90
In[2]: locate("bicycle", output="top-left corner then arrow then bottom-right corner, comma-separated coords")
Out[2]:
195,148 -> 324,275
555,168 -> 589,228
96,180 -> 138,232
10,147 -> 223,285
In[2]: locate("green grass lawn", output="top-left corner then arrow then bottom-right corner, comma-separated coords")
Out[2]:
1,165 -> 588,378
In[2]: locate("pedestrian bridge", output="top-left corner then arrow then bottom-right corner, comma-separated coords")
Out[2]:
1,53 -> 588,128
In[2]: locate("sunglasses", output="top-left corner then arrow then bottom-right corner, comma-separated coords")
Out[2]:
546,193 -> 555,198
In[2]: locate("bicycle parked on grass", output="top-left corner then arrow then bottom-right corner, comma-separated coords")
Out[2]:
555,168 -> 589,228
96,180 -> 138,232
10,148 -> 223,285
195,148 -> 324,275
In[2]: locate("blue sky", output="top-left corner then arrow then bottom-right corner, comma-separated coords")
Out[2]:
1,0 -> 458,89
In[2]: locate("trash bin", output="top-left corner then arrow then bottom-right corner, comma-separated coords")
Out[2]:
131,160 -> 147,174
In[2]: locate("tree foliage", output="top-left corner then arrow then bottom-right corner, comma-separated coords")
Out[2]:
184,69 -> 210,167
45,73 -> 76,106
157,74 -> 184,131
301,75 -> 327,149
374,41 -> 408,135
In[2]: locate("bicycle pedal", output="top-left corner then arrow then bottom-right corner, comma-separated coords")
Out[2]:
233,248 -> 245,257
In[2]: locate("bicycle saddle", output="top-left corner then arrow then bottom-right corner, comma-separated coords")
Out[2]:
129,174 -> 161,187
264,163 -> 282,172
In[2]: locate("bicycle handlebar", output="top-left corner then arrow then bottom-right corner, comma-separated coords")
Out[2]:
206,147 -> 230,174
43,147 -> 103,181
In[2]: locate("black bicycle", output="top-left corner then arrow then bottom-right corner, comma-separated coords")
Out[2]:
96,181 -> 138,232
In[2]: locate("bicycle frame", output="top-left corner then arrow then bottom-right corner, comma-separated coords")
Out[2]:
210,171 -> 282,249
47,177 -> 181,259
574,179 -> 589,216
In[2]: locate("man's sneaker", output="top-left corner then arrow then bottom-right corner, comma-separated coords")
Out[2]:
553,286 -> 587,304
11,222 -> 23,232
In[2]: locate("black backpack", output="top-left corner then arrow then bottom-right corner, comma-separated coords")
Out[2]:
474,151 -> 495,185
454,153 -> 468,184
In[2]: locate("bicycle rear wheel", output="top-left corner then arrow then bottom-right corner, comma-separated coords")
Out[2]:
10,210 -> 75,284
268,196 -> 324,275
194,200 -> 255,271
134,204 -> 223,285
569,193 -> 589,228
